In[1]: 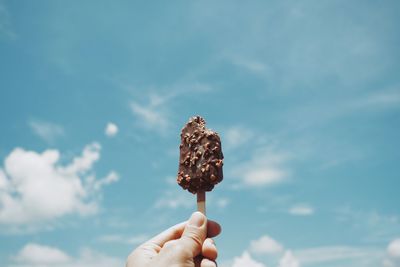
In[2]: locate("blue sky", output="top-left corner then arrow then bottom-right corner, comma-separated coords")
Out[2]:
1,1 -> 400,266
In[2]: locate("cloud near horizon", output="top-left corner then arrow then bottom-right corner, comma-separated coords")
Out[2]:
231,251 -> 266,267
250,235 -> 284,255
11,243 -> 123,267
384,238 -> 400,267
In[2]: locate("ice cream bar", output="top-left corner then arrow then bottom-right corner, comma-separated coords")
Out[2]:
177,116 -> 223,194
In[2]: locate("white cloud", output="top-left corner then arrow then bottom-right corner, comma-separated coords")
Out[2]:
243,168 -> 286,187
0,143 -> 118,225
289,204 -> 314,216
250,235 -> 284,255
232,251 -> 266,267
384,239 -> 400,267
226,236 -> 381,267
0,168 -> 8,189
28,119 -> 65,143
10,243 -> 123,267
388,239 -> 400,259
14,243 -> 70,264
62,143 -> 101,175
105,122 -> 118,137
88,171 -> 119,191
232,148 -> 290,187
225,236 -> 301,267
278,250 -> 300,267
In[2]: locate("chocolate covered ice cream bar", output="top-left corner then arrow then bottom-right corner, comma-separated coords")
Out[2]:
177,116 -> 223,194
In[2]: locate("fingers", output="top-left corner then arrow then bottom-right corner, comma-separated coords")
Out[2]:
202,238 -> 218,260
207,220 -> 221,238
194,257 -> 217,267
201,258 -> 217,267
146,222 -> 186,249
145,218 -> 221,249
141,212 -> 222,261
179,212 -> 207,256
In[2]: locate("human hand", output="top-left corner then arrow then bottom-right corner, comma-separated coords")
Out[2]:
126,212 -> 221,267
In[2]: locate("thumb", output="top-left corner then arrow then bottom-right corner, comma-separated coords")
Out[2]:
179,211 -> 207,257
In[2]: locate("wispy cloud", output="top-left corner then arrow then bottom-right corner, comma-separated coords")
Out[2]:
353,89 -> 400,110
154,190 -> 193,210
130,101 -> 169,134
215,197 -> 230,209
229,56 -> 270,75
335,207 -> 400,242
130,90 -> 179,135
28,119 -> 65,144
0,2 -> 16,40
288,204 -> 314,216
231,147 -> 290,187
127,80 -> 216,135
222,126 -> 254,150
216,0 -> 397,91
276,87 -> 400,140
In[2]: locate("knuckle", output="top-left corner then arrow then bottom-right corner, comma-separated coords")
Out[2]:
187,233 -> 203,249
185,227 -> 204,247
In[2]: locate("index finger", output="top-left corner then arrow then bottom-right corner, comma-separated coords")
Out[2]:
146,220 -> 221,248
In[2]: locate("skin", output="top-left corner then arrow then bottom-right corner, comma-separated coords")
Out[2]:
126,212 -> 221,267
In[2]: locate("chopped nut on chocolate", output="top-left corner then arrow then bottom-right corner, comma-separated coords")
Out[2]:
176,116 -> 224,194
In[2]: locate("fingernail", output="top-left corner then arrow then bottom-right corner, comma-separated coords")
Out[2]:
188,212 -> 205,227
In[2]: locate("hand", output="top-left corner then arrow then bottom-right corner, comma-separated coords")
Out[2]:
126,212 -> 221,267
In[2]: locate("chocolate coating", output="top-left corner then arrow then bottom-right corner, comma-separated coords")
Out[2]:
177,116 -> 224,194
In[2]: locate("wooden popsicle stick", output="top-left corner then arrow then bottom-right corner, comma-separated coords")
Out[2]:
197,190 -> 206,215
